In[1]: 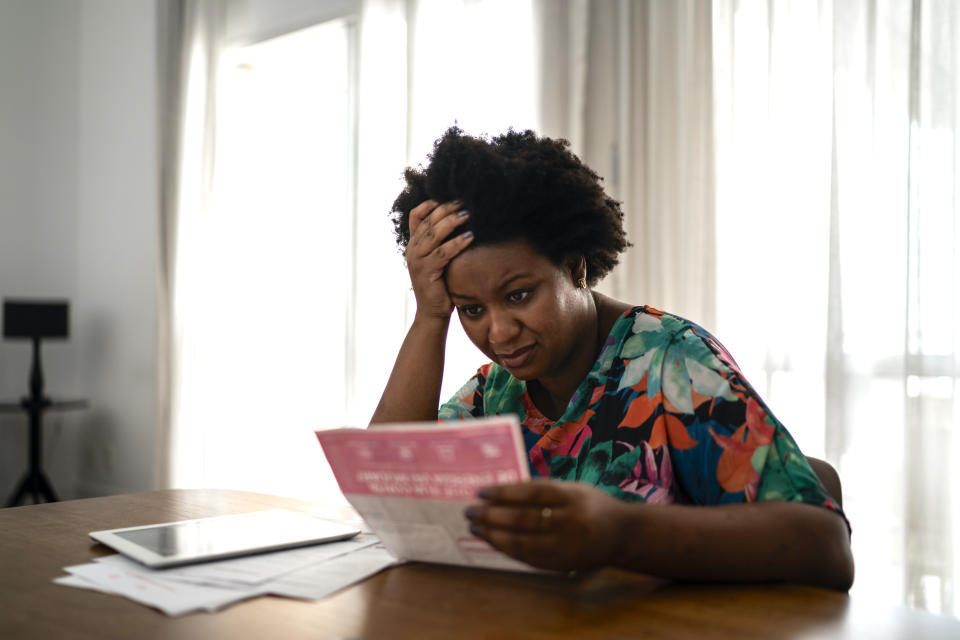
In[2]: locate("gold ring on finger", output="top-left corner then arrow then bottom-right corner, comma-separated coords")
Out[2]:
540,506 -> 553,531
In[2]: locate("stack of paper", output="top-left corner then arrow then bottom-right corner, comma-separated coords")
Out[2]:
54,534 -> 396,616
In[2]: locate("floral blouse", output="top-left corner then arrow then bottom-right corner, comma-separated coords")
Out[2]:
439,306 -> 843,515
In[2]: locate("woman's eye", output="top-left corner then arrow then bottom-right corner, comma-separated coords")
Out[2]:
459,305 -> 483,317
506,289 -> 531,304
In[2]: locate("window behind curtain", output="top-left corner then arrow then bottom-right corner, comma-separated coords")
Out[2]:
173,0 -> 540,505
714,0 -> 960,615
175,19 -> 354,503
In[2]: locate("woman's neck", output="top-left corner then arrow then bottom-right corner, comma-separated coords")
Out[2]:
528,292 -> 631,421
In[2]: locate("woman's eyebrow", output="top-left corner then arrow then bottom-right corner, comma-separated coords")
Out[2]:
497,274 -> 531,292
448,274 -> 533,301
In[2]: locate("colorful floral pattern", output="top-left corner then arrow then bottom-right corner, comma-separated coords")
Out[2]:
439,306 -> 843,516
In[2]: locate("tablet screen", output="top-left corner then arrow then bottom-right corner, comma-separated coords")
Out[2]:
113,516 -> 290,557
90,510 -> 361,567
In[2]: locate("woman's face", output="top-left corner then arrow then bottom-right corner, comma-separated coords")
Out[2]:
444,239 -> 594,383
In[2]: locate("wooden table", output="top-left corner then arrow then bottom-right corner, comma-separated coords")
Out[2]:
2,489 -> 958,639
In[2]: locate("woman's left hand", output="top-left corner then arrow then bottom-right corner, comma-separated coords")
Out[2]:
465,479 -> 628,572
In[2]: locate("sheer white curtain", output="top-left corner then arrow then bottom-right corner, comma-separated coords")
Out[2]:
537,0 -> 959,615
163,0 -> 540,499
158,0 -> 227,490
536,0 -> 717,329
714,0 -> 960,615
163,3 -> 356,501
354,0 -> 541,412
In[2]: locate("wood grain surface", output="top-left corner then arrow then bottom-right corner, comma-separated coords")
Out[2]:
1,489 -> 957,639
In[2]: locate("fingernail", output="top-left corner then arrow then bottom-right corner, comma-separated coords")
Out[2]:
477,487 -> 492,499
461,230 -> 474,240
464,506 -> 478,520
452,199 -> 462,205
469,524 -> 481,537
457,209 -> 470,217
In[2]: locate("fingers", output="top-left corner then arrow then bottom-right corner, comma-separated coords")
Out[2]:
466,481 -> 622,572
408,200 -> 470,259
408,199 -> 453,239
408,199 -> 437,238
477,479 -> 570,506
427,229 -> 474,268
465,480 -> 573,534
465,502 -> 561,533
403,200 -> 473,319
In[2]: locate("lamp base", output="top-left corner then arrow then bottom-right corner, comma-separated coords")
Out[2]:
6,468 -> 58,507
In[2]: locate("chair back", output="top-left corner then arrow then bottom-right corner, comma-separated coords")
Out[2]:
805,456 -> 843,508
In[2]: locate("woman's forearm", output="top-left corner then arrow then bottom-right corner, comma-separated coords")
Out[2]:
369,313 -> 450,426
610,500 -> 854,591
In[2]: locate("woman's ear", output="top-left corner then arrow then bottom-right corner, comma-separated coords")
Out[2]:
566,255 -> 588,288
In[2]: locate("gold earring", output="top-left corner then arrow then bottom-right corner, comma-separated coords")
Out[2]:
577,277 -> 587,289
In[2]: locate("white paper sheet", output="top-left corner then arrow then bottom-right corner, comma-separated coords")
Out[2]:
266,543 -> 397,600
53,574 -> 119,595
64,556 -> 264,616
56,533 -> 399,615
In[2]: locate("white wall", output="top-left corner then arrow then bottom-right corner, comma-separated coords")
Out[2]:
0,0 -> 159,501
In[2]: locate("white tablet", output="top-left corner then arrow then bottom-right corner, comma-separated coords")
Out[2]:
89,509 -> 360,569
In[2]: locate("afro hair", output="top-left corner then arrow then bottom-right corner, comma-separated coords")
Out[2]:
390,127 -> 630,286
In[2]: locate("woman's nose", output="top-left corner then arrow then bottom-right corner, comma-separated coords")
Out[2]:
487,309 -> 520,344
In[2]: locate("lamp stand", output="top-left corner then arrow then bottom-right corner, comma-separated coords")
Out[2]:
6,337 -> 57,506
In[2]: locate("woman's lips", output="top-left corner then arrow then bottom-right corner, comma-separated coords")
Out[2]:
497,344 -> 535,369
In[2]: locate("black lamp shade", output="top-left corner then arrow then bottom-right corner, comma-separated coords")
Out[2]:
3,300 -> 69,339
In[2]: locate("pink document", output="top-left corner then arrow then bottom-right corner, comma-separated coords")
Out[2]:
315,416 -> 535,571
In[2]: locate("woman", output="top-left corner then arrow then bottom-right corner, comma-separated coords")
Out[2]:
372,127 -> 854,590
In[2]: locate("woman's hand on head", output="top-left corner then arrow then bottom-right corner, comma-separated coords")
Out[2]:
465,479 -> 628,572
406,200 -> 473,320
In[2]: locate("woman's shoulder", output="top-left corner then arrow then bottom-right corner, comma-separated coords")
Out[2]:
598,298 -> 695,342
610,302 -> 717,343
600,303 -> 740,371
595,295 -> 702,336
615,305 -> 745,379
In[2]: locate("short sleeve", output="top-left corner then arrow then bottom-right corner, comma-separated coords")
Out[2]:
438,367 -> 487,420
662,326 -> 844,519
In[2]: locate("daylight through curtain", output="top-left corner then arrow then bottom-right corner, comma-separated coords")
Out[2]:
537,0 -> 717,329
158,0 -> 226,489
714,0 -> 960,615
